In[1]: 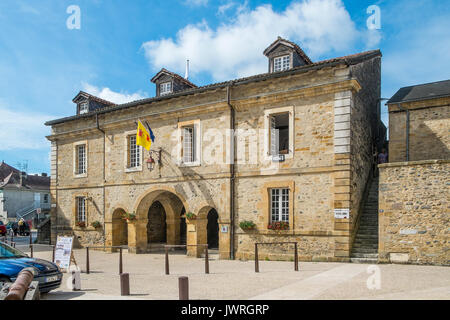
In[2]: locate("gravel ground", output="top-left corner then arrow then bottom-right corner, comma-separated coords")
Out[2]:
23,248 -> 449,300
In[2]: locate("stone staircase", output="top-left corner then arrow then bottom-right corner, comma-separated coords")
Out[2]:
351,177 -> 379,264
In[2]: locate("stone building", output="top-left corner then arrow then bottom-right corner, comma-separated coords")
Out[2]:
379,80 -> 450,265
45,37 -> 382,261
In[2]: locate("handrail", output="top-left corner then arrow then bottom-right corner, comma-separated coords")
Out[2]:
254,242 -> 299,272
164,244 -> 209,275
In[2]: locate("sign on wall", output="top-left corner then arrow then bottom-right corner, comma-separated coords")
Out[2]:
221,225 -> 228,233
54,236 -> 74,270
334,208 -> 350,219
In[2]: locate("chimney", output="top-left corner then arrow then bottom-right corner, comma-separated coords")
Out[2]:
20,171 -> 27,186
185,59 -> 189,80
41,173 -> 48,177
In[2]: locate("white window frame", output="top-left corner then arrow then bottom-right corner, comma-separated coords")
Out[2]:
76,196 -> 86,223
273,54 -> 291,72
79,102 -> 88,114
124,130 -> 143,173
264,106 -> 294,160
73,141 -> 88,178
270,188 -> 289,223
160,82 -> 172,96
177,119 -> 201,167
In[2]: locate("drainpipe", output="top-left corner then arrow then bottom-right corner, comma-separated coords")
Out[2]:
396,103 -> 410,161
227,84 -> 235,260
96,114 -> 107,245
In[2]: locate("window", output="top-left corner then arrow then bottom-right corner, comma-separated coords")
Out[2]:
128,135 -> 141,168
79,102 -> 88,114
76,197 -> 86,222
270,188 -> 289,223
269,112 -> 290,156
273,55 -> 290,72
160,82 -> 172,95
44,194 -> 49,203
182,126 -> 195,163
76,144 -> 86,174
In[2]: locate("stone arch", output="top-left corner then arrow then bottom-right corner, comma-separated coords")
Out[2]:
130,186 -> 188,253
111,208 -> 128,249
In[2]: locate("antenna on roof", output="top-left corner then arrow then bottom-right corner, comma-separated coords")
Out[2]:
185,59 -> 189,80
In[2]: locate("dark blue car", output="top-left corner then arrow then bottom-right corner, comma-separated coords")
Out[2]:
0,241 -> 62,293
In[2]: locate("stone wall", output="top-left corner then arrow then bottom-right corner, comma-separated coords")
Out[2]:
379,160 -> 449,266
388,97 -> 450,162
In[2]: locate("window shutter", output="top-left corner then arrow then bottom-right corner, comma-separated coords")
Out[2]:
270,115 -> 278,156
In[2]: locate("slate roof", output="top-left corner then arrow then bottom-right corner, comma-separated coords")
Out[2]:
46,49 -> 381,126
72,91 -> 115,106
263,36 -> 313,65
387,80 -> 450,104
151,68 -> 198,88
0,162 -> 50,190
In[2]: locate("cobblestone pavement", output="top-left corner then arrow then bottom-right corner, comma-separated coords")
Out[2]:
27,249 -> 449,300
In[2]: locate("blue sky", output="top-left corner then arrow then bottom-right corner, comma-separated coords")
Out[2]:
0,0 -> 449,174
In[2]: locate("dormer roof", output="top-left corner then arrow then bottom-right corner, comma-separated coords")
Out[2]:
150,68 -> 197,88
263,36 -> 313,65
72,91 -> 115,106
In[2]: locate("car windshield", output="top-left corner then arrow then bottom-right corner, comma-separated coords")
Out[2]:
0,242 -> 28,259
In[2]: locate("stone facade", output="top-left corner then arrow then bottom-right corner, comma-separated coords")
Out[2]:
378,160 -> 449,266
46,46 -> 382,261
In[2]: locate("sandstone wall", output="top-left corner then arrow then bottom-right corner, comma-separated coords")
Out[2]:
388,97 -> 450,162
379,160 -> 449,266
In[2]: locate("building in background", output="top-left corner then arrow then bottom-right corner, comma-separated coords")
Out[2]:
0,161 -> 51,227
379,80 -> 450,266
46,37 -> 383,262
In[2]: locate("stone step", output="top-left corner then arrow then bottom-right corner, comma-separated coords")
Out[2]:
355,233 -> 378,238
353,244 -> 378,250
350,257 -> 378,264
352,248 -> 378,254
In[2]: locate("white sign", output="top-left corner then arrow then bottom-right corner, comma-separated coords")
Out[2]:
221,225 -> 228,233
334,208 -> 350,219
54,236 -> 74,270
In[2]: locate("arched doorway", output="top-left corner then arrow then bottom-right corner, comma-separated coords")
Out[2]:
112,208 -> 128,247
207,209 -> 219,249
147,201 -> 167,244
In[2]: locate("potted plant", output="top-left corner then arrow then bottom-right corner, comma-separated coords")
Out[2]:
91,221 -> 102,229
76,221 -> 86,228
121,212 -> 136,221
239,220 -> 256,231
185,212 -> 197,221
267,221 -> 289,231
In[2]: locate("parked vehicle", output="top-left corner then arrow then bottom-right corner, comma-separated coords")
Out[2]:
0,221 -> 6,237
0,242 -> 62,293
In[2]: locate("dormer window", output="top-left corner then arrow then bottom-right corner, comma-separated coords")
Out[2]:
274,55 -> 291,72
160,82 -> 172,96
79,102 -> 88,114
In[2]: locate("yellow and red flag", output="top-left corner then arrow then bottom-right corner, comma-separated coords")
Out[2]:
136,120 -> 152,151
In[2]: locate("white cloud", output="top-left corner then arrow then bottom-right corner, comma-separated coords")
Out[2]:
184,0 -> 208,6
143,0 -> 359,81
81,83 -> 148,104
0,105 -> 52,151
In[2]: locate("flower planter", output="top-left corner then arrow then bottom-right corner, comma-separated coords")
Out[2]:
240,221 -> 256,232
267,222 -> 289,231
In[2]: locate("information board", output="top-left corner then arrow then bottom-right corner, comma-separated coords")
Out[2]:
334,208 -> 350,219
54,236 -> 74,270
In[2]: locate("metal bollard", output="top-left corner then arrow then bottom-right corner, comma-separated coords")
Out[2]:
178,276 -> 189,300
294,243 -> 299,271
29,232 -> 32,245
120,273 -> 130,296
119,247 -> 123,275
30,245 -> 33,258
86,247 -> 90,274
165,247 -> 169,275
205,246 -> 209,274
255,243 -> 259,273
52,245 -> 55,262
4,268 -> 35,300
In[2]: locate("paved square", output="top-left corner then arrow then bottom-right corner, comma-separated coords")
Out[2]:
27,249 -> 450,300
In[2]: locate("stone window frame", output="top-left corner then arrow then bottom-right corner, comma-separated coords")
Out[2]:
73,140 -> 88,178
264,106 -> 295,161
261,180 -> 295,232
177,119 -> 202,167
124,129 -> 143,173
72,192 -> 90,229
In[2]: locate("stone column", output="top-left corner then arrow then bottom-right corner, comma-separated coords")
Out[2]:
166,218 -> 180,245
127,218 -> 148,254
186,218 -> 207,257
218,222 -> 231,260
